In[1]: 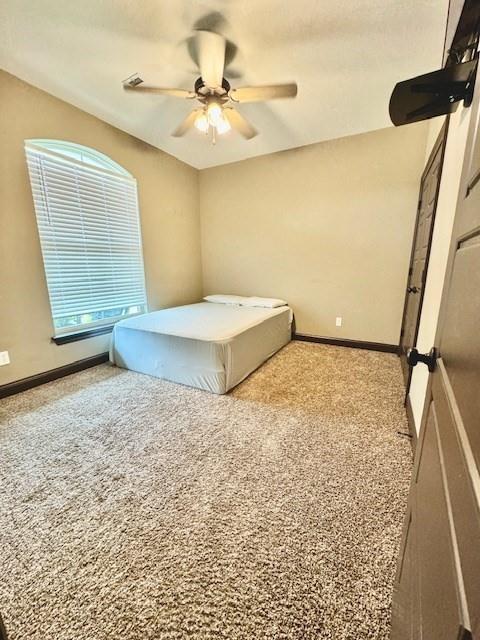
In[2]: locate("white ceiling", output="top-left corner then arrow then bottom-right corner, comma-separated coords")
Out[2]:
0,0 -> 448,169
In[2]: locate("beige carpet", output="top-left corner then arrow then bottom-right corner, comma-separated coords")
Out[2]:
0,342 -> 412,640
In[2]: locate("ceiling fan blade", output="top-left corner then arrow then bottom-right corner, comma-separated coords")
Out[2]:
194,30 -> 226,89
223,108 -> 258,140
123,84 -> 194,99
230,83 -> 298,103
172,109 -> 203,137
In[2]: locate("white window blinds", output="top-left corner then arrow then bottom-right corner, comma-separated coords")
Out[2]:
25,141 -> 147,335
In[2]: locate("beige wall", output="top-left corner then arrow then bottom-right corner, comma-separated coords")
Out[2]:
409,107 -> 472,432
0,70 -> 202,385
0,70 -> 430,387
199,124 -> 427,344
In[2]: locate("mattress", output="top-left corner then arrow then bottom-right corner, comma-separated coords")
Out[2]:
109,302 -> 292,394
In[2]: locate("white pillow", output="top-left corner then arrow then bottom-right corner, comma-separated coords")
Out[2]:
241,296 -> 288,308
204,294 -> 248,305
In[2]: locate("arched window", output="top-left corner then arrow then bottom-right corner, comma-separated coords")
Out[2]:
25,140 -> 147,338
28,139 -> 133,175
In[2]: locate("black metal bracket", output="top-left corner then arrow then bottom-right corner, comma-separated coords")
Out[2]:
389,57 -> 478,125
407,347 -> 438,373
449,42 -> 479,65
411,78 -> 474,105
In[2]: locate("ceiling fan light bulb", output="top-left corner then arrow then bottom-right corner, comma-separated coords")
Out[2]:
194,112 -> 209,133
215,116 -> 231,135
207,101 -> 223,126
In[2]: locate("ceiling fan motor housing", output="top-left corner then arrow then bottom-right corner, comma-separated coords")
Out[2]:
194,76 -> 231,100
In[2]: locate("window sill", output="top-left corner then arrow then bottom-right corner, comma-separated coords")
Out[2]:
52,324 -> 114,345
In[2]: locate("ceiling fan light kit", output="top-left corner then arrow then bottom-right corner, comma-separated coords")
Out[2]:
189,98 -> 232,144
122,29 -> 298,143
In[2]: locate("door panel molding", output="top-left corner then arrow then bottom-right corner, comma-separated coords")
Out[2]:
394,393 -> 475,639
434,361 -> 480,635
438,359 -> 480,510
433,396 -> 471,631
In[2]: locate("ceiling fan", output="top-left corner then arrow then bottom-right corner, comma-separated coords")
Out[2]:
123,30 -> 298,142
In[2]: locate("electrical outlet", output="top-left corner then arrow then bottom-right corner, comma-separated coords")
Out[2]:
0,351 -> 10,366
335,317 -> 342,327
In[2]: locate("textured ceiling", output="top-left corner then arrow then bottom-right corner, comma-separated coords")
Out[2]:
0,0 -> 448,169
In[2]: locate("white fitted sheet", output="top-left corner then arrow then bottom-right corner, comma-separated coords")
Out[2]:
109,302 -> 292,394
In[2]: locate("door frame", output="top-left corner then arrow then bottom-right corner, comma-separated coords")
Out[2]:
399,120 -> 449,396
